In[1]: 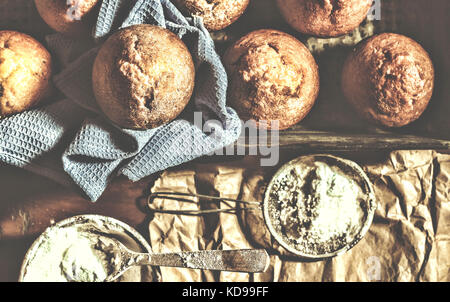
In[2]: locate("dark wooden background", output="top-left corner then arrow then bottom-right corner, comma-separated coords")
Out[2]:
0,0 -> 449,281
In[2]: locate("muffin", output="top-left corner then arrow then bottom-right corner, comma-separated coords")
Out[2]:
0,31 -> 52,118
34,0 -> 101,36
341,33 -> 435,128
277,0 -> 373,37
172,0 -> 250,31
92,24 -> 195,130
223,29 -> 319,130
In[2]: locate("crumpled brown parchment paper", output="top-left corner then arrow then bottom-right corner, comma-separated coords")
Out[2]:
146,150 -> 450,282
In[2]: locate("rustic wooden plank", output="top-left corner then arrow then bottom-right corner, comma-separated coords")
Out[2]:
222,0 -> 450,152
2,0 -> 448,152
237,132 -> 450,151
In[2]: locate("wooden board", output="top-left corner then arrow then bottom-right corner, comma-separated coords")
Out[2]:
216,0 -> 450,150
1,0 -> 449,151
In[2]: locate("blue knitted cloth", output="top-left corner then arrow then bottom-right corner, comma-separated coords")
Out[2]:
0,0 -> 241,201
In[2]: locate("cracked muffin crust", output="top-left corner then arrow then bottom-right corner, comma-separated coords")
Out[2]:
92,24 -> 195,130
341,33 -> 435,128
172,0 -> 250,31
0,31 -> 52,118
34,0 -> 101,36
223,29 -> 319,130
277,0 -> 372,37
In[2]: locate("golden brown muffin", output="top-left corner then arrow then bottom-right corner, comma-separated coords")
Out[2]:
0,31 -> 52,118
34,0 -> 101,36
341,33 -> 435,128
223,29 -> 319,130
277,0 -> 372,37
92,24 -> 195,130
172,0 -> 250,31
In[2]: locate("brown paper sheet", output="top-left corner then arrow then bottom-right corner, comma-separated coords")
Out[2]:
147,151 -> 450,282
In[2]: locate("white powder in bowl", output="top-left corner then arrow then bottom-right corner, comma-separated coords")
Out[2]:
20,216 -> 154,282
22,227 -> 115,282
265,156 -> 374,256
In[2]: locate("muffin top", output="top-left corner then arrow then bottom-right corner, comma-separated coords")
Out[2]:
277,0 -> 373,37
92,24 -> 195,130
342,33 -> 435,127
0,31 -> 51,118
34,0 -> 101,36
172,0 -> 250,31
223,29 -> 319,130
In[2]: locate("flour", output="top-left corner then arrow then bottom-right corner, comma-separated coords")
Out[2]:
20,216 -> 155,282
21,226 -> 115,282
267,160 -> 368,256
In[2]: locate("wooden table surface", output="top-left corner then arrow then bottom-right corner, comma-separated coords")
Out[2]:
0,164 -> 156,282
0,150 -> 396,282
0,0 -> 448,283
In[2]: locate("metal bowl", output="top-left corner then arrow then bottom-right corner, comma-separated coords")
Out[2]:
19,214 -> 158,282
262,154 -> 377,259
